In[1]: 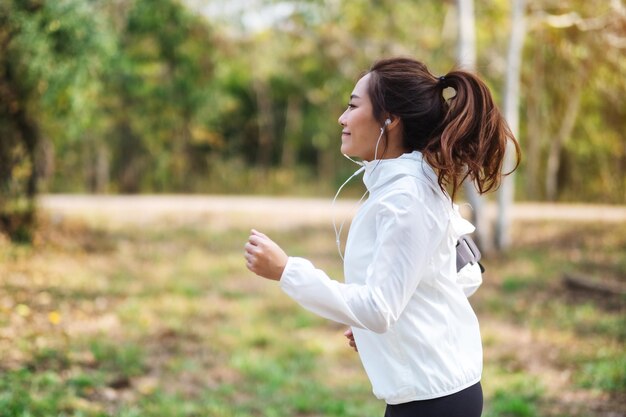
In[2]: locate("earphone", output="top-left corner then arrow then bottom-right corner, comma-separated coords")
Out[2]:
380,118 -> 391,133
375,118 -> 391,158
333,117 -> 392,260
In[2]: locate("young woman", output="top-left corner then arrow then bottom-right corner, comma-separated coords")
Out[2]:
244,57 -> 520,417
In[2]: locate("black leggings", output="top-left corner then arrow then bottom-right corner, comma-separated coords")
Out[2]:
384,382 -> 483,417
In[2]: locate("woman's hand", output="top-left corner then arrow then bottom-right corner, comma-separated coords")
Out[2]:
244,229 -> 288,281
344,328 -> 358,352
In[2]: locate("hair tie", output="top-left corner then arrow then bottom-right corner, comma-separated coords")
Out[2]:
439,75 -> 456,101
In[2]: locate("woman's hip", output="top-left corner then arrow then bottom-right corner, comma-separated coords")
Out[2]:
384,382 -> 483,417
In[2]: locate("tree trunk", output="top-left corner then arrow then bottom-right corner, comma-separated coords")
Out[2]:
14,107 -> 40,199
253,77 -> 274,172
524,45 -> 544,200
95,143 -> 109,193
35,136 -> 54,193
622,134 -> 626,203
545,83 -> 583,201
318,146 -> 335,184
281,95 -> 302,168
456,0 -> 492,252
456,0 -> 476,69
496,0 -> 526,250
0,37 -> 38,240
176,117 -> 193,191
86,140 -> 110,194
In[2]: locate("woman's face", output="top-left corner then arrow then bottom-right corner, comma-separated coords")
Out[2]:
338,73 -> 384,161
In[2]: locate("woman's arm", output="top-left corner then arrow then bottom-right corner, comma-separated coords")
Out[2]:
245,192 -> 443,333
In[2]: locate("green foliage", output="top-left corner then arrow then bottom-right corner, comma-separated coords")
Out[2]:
1,0 -> 626,241
0,0 -> 113,240
519,1 -> 626,202
101,0 -> 217,192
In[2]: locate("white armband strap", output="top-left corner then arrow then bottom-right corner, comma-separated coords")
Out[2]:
456,235 -> 483,273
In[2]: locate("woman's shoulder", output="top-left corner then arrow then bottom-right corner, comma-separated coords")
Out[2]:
373,176 -> 448,223
371,184 -> 449,237
377,174 -> 445,205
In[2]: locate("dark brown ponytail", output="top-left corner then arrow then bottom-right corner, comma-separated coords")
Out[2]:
368,58 -> 520,200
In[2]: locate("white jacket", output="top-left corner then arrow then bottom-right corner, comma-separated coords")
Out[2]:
279,151 -> 482,404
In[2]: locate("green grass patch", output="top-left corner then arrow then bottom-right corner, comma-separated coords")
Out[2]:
89,340 -> 146,378
501,276 -> 533,293
0,215 -> 624,416
482,372 -> 544,417
578,355 -> 626,392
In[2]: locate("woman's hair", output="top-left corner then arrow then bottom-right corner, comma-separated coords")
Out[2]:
367,57 -> 521,200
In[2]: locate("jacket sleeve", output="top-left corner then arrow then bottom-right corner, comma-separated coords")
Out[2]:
279,191 -> 444,333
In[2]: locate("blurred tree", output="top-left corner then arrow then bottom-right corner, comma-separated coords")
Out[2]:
456,0 -> 493,253
497,0 -> 526,250
204,0 -> 454,190
1,0 -> 624,223
523,0 -> 626,202
0,0 -> 111,240
104,0 -> 216,192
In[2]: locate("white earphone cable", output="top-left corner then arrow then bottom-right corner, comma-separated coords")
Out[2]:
332,122 -> 388,260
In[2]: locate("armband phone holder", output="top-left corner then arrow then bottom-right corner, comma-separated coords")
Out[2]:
456,235 -> 485,273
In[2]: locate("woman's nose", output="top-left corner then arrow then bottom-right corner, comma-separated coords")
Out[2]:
338,110 -> 347,126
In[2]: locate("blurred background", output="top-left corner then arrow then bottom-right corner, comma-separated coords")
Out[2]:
0,0 -> 624,416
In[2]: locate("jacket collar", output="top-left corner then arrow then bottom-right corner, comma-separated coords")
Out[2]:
362,151 -> 439,193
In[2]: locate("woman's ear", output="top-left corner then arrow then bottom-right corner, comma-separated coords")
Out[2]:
386,115 -> 401,130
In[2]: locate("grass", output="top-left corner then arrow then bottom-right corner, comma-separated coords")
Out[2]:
0,210 -> 624,416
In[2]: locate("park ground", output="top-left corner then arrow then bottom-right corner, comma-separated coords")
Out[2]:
0,195 -> 624,417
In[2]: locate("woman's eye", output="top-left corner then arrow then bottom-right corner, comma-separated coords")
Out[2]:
347,103 -> 356,109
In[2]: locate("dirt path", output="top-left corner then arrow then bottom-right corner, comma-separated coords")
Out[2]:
39,194 -> 626,229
